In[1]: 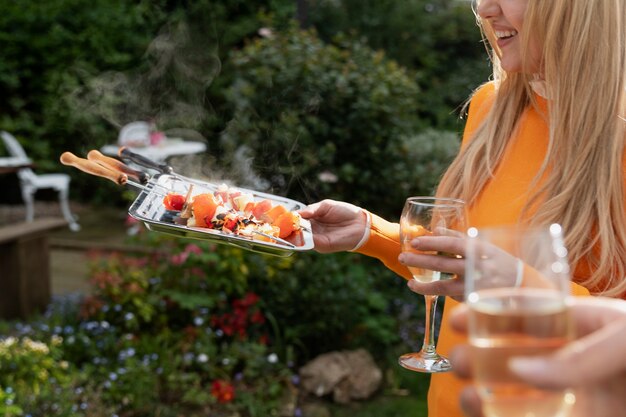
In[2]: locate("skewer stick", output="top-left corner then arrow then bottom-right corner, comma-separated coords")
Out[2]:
250,231 -> 296,248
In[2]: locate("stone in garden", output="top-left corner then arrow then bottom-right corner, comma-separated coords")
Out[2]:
299,349 -> 382,404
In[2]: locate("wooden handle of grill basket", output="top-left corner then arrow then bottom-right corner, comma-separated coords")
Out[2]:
87,150 -> 150,184
60,152 -> 128,185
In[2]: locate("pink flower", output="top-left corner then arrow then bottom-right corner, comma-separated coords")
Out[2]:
170,252 -> 189,265
185,244 -> 202,255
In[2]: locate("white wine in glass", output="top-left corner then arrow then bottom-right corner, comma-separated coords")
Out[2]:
398,196 -> 466,373
465,224 -> 576,417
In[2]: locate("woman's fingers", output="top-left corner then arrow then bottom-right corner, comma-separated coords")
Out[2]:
568,298 -> 626,335
459,387 -> 484,417
399,250 -> 465,277
407,277 -> 465,298
509,315 -> 626,390
449,344 -> 472,378
411,235 -> 467,257
399,235 -> 466,275
449,303 -> 469,332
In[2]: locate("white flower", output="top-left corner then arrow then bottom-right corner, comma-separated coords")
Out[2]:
258,27 -> 274,38
318,171 -> 338,183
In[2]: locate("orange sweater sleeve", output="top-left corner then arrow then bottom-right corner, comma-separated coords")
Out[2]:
355,212 -> 412,281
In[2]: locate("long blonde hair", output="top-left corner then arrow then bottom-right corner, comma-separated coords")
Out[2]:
438,0 -> 626,296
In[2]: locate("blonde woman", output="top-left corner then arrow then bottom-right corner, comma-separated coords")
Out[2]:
300,0 -> 626,415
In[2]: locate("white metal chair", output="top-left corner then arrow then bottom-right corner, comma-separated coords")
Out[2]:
118,121 -> 151,147
1,131 -> 80,231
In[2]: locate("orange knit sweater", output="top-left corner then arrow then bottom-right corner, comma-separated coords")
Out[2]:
356,82 -> 591,417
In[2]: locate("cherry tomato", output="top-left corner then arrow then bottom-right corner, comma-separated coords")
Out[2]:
163,193 -> 186,211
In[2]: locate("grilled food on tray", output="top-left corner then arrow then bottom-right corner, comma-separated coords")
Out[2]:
163,184 -> 302,241
60,149 -> 312,254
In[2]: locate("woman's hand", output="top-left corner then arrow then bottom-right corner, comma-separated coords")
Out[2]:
400,234 -> 467,299
449,298 -> 626,417
401,233 -> 525,300
298,199 -> 368,253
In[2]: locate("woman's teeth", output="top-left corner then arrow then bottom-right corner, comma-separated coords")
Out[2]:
496,29 -> 518,39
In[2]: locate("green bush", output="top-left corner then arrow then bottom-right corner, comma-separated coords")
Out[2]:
250,251 -> 405,359
218,27 -> 457,218
0,0 -> 297,204
0,223 -> 425,416
0,333 -> 99,416
307,0 -> 489,129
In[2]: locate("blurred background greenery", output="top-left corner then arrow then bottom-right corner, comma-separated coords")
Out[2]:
0,1 -> 489,416
0,0 -> 488,213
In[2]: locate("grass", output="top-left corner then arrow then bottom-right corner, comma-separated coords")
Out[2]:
327,368 -> 430,417
330,394 -> 427,417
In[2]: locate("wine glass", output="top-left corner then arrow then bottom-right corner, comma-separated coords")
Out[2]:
464,224 -> 576,417
398,196 -> 466,373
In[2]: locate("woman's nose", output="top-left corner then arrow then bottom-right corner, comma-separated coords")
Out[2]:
476,0 -> 500,19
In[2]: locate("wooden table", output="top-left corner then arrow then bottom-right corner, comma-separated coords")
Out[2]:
0,218 -> 68,319
101,138 -> 207,164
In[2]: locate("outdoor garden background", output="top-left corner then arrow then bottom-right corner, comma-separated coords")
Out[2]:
0,1 -> 489,416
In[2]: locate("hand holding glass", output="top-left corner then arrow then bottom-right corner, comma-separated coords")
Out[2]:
465,224 -> 575,417
399,196 -> 466,373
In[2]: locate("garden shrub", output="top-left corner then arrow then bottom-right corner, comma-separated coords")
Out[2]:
0,225 -> 423,416
1,239 -> 295,416
249,251 -> 406,360
307,0 -> 489,129
218,26 -> 457,219
0,332 -> 108,417
0,0 -> 297,204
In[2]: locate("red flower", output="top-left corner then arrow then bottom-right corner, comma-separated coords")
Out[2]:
211,380 -> 235,403
250,310 -> 265,324
80,296 -> 104,319
241,292 -> 260,307
183,325 -> 199,342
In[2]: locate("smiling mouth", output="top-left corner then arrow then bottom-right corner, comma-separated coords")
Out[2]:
495,29 -> 518,40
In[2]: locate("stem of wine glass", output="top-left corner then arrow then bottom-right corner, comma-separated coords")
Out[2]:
421,294 -> 439,356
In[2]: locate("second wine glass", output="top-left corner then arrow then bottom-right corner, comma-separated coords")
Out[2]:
464,224 -> 575,417
398,196 -> 466,373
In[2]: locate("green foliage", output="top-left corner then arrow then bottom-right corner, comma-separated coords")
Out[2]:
250,251 -> 405,359
0,334 -> 88,416
3,236 -> 297,416
0,0 -> 300,204
388,128 -> 461,198
218,27 -> 455,217
0,227 -> 425,416
308,0 -> 490,129
0,0 -> 164,157
0,388 -> 22,417
329,393 -> 429,417
0,3 -> 477,415
0,0 -> 473,210
0,0 -> 170,204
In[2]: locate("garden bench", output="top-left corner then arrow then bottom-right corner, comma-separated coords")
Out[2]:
0,217 -> 67,319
